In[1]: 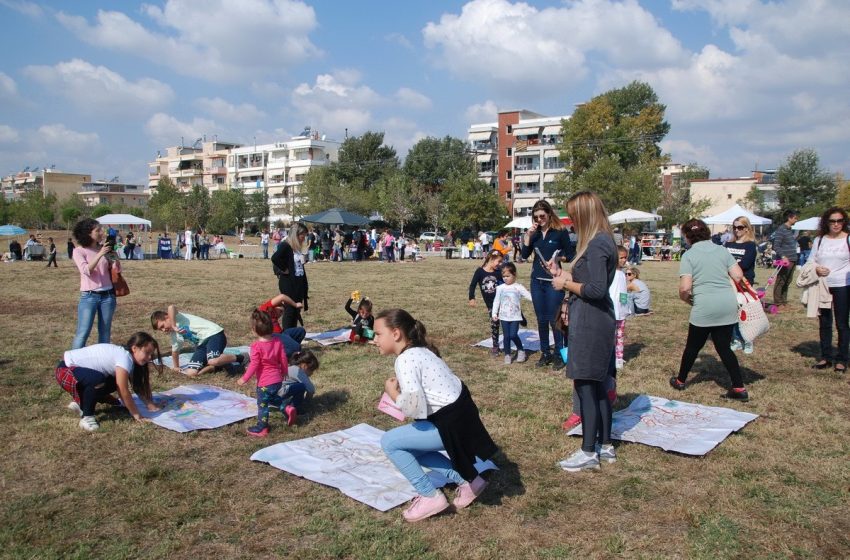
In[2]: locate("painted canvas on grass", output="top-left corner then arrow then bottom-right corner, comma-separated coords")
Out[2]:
251,423 -> 497,511
473,328 -> 553,353
132,384 -> 257,433
156,346 -> 251,370
305,327 -> 351,346
568,394 -> 758,456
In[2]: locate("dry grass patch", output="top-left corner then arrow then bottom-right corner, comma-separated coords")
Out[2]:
1,248 -> 848,558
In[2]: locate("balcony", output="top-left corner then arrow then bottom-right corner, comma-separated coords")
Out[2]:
514,183 -> 541,194
203,166 -> 227,174
514,163 -> 540,172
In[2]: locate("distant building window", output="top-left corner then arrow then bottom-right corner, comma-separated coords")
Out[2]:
727,194 -> 732,199
506,171 -> 512,180
507,125 -> 512,133
507,148 -> 512,157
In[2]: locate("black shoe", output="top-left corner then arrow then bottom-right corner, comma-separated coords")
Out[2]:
835,363 -> 846,374
535,354 -> 553,367
669,376 -> 686,391
551,356 -> 566,370
723,388 -> 749,402
812,360 -> 832,370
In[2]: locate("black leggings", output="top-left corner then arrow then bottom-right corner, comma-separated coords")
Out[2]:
575,379 -> 612,453
819,285 -> 850,364
677,323 -> 743,388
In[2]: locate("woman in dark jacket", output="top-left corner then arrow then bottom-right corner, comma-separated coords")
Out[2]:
551,192 -> 617,472
271,222 -> 309,329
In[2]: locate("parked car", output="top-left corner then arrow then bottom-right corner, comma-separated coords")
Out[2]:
418,231 -> 445,244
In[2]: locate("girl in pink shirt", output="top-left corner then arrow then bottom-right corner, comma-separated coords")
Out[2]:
71,218 -> 119,349
237,309 -> 292,437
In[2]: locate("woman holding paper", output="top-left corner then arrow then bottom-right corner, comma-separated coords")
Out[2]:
520,200 -> 575,370
550,192 -> 618,472
376,308 -> 498,522
271,222 -> 309,329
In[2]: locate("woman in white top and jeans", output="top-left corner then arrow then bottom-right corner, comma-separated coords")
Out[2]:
811,206 -> 850,373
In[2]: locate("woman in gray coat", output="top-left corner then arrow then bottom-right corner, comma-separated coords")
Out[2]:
551,192 -> 618,472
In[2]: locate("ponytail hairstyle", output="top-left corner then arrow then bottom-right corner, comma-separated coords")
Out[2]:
375,308 -> 440,357
291,349 -> 320,375
124,331 -> 163,402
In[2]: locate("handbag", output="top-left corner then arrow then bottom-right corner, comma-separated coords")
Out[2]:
736,280 -> 768,342
110,261 -> 130,297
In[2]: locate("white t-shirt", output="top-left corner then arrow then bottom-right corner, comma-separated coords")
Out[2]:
813,235 -> 850,288
184,230 -> 193,246
261,233 -> 269,245
393,347 -> 462,419
293,251 -> 305,276
609,270 -> 629,320
492,283 -> 532,322
64,344 -> 134,377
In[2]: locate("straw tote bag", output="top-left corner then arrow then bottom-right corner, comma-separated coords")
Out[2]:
736,280 -> 768,342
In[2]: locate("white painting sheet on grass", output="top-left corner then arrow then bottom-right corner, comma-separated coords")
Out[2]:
156,346 -> 251,370
568,394 -> 758,456
474,328 -> 553,352
305,327 -> 351,346
132,384 -> 257,433
251,423 -> 497,511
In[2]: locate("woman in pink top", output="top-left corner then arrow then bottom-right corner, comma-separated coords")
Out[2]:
237,309 -> 294,437
71,218 -> 119,349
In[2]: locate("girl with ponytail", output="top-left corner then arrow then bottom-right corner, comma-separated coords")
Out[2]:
375,309 -> 498,522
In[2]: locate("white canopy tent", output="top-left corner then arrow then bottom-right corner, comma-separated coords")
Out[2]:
95,213 -> 152,227
792,216 -> 820,231
608,208 -> 661,224
703,204 -> 772,226
504,216 -> 532,230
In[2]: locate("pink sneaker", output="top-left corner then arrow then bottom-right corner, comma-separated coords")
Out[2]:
453,476 -> 488,509
402,492 -> 450,522
562,413 -> 582,431
284,405 -> 298,426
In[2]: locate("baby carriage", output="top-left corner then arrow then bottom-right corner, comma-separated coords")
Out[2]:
757,242 -> 775,268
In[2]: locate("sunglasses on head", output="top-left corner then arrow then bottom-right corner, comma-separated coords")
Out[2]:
829,218 -> 846,224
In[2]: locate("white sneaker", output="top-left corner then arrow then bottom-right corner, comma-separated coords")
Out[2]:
743,342 -> 754,354
558,449 -> 600,472
516,350 -> 527,363
79,416 -> 99,432
504,354 -> 512,365
730,339 -> 743,352
67,401 -> 82,417
598,444 -> 617,463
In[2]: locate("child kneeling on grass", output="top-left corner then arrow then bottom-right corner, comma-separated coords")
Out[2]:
277,349 -> 320,418
376,308 -> 498,522
237,309 -> 293,437
151,305 -> 244,376
55,332 -> 163,432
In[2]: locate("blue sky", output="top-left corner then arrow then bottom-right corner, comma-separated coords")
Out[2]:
1,0 -> 848,185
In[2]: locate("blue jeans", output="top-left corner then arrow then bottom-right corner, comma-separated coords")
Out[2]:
262,244 -> 269,259
275,327 -> 306,357
799,249 -> 811,266
501,320 -> 523,355
381,421 -> 464,496
279,382 -> 307,411
256,382 -> 283,426
72,291 -> 117,349
530,277 -> 564,357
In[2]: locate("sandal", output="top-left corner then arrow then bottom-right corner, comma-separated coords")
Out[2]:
812,360 -> 832,370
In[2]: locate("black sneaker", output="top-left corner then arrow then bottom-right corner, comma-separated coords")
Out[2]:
669,376 -> 686,391
535,354 -> 553,367
723,388 -> 749,402
551,356 -> 566,371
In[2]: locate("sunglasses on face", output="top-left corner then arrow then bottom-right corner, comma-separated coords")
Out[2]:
533,213 -> 548,220
733,225 -> 746,230
626,272 -> 634,276
829,218 -> 846,224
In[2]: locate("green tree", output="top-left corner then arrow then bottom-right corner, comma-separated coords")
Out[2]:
776,148 -> 836,218
336,131 -> 399,190
443,174 -> 506,232
15,190 -> 57,228
549,155 -> 661,214
741,185 -> 766,215
295,166 -> 367,216
403,136 -> 473,189
208,189 -> 246,234
248,190 -> 270,229
834,173 -> 850,209
374,171 -> 421,233
59,194 -> 87,229
149,177 -> 184,232
0,195 -> 11,224
91,204 -> 112,219
184,185 -> 210,229
421,191 -> 448,233
658,164 -> 711,227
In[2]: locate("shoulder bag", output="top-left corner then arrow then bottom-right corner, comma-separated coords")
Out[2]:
736,280 -> 768,342
110,261 -> 130,297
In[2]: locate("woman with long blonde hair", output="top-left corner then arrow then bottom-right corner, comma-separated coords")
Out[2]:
271,222 -> 310,329
551,192 -> 618,472
724,216 -> 758,353
519,199 -> 575,369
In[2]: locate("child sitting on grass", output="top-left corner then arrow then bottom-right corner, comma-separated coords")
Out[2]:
151,305 -> 244,376
278,349 -> 320,419
237,309 -> 294,437
345,292 -> 374,343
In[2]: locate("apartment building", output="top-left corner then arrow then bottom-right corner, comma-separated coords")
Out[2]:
0,168 -> 91,202
79,180 -> 149,209
469,109 -> 569,217
689,170 -> 779,217
148,140 -> 241,192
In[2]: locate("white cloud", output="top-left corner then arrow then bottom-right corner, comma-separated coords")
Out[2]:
0,124 -> 19,143
385,32 -> 414,50
394,87 -> 432,110
381,117 -> 426,157
145,113 -> 218,147
464,100 -> 499,125
423,0 -> 687,94
23,59 -> 173,115
57,0 -> 320,83
0,0 -> 43,18
251,81 -> 287,99
37,124 -> 99,149
0,71 -> 17,97
291,72 -> 381,136
197,97 -> 266,121
660,138 -> 720,170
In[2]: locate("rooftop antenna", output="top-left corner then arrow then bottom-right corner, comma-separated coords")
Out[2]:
110,176 -> 119,182
192,137 -> 202,149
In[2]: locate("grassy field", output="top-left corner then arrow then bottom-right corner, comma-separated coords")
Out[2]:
1,237 -> 848,559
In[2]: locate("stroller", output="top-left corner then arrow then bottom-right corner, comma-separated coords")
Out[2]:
758,258 -> 791,314
757,242 -> 775,268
